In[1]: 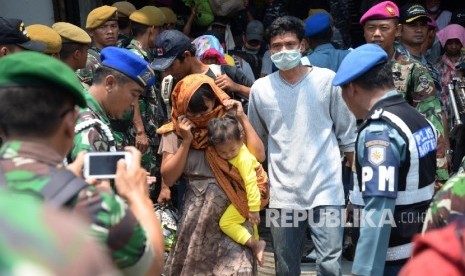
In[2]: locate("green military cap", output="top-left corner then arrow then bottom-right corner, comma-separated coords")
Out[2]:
112,1 -> 136,17
0,51 -> 86,107
159,7 -> 177,24
129,6 -> 166,27
86,5 -> 118,29
26,24 -> 62,54
52,22 -> 91,44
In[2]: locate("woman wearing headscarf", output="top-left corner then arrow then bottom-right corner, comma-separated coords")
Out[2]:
157,74 -> 266,275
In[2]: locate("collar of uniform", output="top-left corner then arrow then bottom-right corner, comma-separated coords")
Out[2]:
0,140 -> 64,167
313,43 -> 335,52
128,39 -> 149,60
82,91 -> 111,125
366,90 -> 403,117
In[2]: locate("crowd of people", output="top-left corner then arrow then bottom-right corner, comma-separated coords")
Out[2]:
1,0 -> 465,275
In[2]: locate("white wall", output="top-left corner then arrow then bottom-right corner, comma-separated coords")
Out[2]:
0,0 -> 54,26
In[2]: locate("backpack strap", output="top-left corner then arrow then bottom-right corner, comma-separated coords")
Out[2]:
0,162 -> 87,207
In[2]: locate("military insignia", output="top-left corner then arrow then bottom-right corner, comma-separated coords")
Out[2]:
419,75 -> 429,89
93,140 -> 109,152
367,145 -> 386,166
138,67 -> 154,86
386,5 -> 395,16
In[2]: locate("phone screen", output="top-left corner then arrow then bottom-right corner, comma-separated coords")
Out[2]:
88,153 -> 126,177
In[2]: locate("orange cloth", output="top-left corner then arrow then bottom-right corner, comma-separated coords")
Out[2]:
157,74 -> 251,218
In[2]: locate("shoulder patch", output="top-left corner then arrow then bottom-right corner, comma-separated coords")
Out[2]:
413,126 -> 436,157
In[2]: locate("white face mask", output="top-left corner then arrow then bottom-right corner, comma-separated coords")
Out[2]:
270,49 -> 302,71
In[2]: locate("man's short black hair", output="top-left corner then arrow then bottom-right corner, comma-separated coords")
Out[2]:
130,22 -> 150,37
266,16 -> 305,42
93,66 -> 133,85
0,85 -> 76,138
352,62 -> 395,91
59,43 -> 86,60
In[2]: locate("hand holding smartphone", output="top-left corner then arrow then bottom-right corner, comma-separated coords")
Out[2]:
83,152 -> 132,179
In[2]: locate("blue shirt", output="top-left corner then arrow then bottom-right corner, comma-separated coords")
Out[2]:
352,91 -> 408,276
301,43 -> 350,72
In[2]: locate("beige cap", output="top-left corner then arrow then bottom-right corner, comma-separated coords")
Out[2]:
86,5 -> 118,29
159,7 -> 177,24
52,22 -> 91,44
26,24 -> 62,54
112,1 -> 136,17
129,6 -> 166,27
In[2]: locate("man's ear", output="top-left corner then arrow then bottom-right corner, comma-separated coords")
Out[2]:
395,24 -> 402,38
0,46 -> 9,57
61,108 -> 78,140
104,74 -> 117,93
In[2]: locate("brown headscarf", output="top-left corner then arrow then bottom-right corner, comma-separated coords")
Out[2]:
157,74 -> 250,218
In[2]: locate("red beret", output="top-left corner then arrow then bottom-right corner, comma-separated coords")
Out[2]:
360,1 -> 399,25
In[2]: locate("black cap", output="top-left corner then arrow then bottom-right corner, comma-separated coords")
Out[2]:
399,4 -> 431,24
0,17 -> 46,52
151,30 -> 193,71
451,9 -> 465,27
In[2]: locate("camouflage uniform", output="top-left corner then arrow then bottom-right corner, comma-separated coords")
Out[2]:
124,39 -> 164,175
423,158 -> 465,233
71,92 -> 119,159
392,51 -> 449,181
0,188 -> 117,275
75,46 -> 101,86
1,140 -> 151,271
395,42 -> 444,111
117,32 -> 132,48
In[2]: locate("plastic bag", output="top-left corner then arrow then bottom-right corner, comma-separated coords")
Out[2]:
154,203 -> 178,252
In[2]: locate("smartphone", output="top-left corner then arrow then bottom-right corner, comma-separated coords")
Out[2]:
83,152 -> 131,179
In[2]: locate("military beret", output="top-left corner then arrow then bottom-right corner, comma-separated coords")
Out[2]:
305,13 -> 331,38
86,5 -> 118,29
101,47 -> 155,88
130,6 -> 166,27
159,7 -> 177,24
0,51 -> 86,107
52,22 -> 91,44
26,24 -> 62,54
112,1 -> 136,17
333,43 -> 387,86
360,1 -> 399,25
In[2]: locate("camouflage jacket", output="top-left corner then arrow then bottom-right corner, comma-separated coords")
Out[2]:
71,91 -> 118,160
423,159 -> 465,233
0,140 -> 151,271
392,52 -> 449,181
75,46 -> 101,86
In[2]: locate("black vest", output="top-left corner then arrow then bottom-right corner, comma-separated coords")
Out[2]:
355,94 -> 436,261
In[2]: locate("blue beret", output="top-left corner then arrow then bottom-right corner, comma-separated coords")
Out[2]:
101,47 -> 155,87
333,43 -> 387,86
304,13 -> 331,38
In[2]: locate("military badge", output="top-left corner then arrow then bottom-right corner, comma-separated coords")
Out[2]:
386,5 -> 396,16
368,145 -> 386,166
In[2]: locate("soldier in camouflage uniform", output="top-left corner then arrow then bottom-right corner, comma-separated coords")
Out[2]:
76,5 -> 119,87
112,1 -> 136,48
0,51 -> 164,275
71,47 -> 157,159
361,1 -> 449,184
422,157 -> 465,233
120,6 -> 167,176
0,189 -> 117,275
52,22 -> 92,90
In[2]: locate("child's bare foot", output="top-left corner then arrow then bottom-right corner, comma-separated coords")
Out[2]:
252,240 -> 266,267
